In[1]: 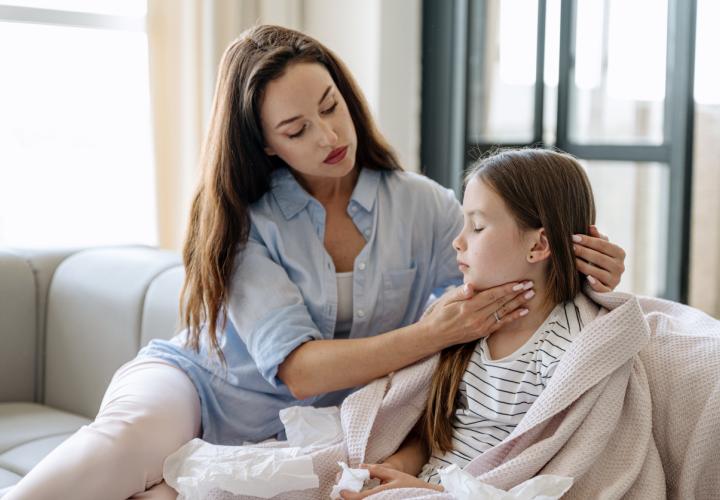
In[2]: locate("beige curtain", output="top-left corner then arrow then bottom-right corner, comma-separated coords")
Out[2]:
146,0 -> 262,250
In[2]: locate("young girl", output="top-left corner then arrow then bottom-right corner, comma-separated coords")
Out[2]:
341,148 -> 603,498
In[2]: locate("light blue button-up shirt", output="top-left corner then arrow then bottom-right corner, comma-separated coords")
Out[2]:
140,166 -> 463,444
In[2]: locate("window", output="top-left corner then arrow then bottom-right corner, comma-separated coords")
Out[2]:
422,0 -> 697,301
0,1 -> 156,247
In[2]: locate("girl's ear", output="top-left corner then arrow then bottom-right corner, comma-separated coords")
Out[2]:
527,228 -> 551,263
264,145 -> 277,156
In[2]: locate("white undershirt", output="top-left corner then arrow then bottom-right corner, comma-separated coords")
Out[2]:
335,272 -> 354,335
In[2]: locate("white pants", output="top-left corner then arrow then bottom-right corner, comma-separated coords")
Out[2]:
5,358 -> 201,500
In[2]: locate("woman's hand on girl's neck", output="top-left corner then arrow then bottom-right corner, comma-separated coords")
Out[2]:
486,286 -> 555,360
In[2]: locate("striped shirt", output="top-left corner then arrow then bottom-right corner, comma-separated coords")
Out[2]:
419,295 -> 595,484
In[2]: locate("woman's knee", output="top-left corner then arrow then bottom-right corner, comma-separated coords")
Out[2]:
89,359 -> 202,481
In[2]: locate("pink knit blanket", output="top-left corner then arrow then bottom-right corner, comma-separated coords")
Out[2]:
215,291 -> 720,499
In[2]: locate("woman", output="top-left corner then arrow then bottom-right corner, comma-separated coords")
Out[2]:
6,26 -> 625,500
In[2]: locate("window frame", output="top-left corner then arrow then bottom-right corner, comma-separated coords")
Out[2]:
421,0 -> 697,301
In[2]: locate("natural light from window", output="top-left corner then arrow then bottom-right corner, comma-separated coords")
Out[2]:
0,1 -> 156,248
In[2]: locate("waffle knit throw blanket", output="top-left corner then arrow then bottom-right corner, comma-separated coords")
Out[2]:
214,290 -> 720,499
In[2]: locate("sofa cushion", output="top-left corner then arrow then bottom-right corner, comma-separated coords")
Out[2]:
0,402 -> 89,488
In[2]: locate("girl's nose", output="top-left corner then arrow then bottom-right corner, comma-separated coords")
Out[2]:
452,233 -> 465,252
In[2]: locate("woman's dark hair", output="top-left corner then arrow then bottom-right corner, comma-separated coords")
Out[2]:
181,25 -> 402,362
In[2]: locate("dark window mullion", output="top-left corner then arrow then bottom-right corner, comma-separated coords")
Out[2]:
533,0 -> 547,144
664,0 -> 697,302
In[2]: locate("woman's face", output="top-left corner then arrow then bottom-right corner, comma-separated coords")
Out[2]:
453,177 -> 540,290
260,62 -> 358,183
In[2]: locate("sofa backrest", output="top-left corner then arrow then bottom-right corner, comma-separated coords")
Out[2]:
43,247 -> 183,418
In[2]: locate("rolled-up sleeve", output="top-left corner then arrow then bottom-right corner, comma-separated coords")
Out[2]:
225,230 -> 323,389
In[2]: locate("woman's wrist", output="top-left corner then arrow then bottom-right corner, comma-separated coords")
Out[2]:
409,318 -> 452,354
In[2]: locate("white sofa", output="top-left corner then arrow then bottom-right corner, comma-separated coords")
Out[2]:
0,246 -> 183,493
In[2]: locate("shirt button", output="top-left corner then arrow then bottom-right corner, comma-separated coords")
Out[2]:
350,205 -> 358,213
358,262 -> 366,271
357,309 -> 365,318
364,229 -> 371,237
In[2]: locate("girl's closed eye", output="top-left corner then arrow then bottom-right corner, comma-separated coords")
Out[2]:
321,101 -> 338,114
473,226 -> 484,233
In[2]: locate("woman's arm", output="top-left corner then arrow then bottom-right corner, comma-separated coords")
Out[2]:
278,281 -> 535,400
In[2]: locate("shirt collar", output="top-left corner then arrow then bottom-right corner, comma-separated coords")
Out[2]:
270,167 -> 382,220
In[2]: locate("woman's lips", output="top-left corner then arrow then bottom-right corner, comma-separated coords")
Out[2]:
324,146 -> 348,164
458,262 -> 469,271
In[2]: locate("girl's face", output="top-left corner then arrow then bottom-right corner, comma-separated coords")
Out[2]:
453,177 -> 546,290
260,62 -> 358,183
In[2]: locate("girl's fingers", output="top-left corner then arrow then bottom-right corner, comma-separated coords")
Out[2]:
341,482 -> 393,499
364,464 -> 398,482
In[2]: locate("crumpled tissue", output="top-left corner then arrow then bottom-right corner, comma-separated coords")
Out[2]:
439,465 -> 573,500
163,405 -> 345,499
330,462 -> 371,499
163,438 -> 318,499
279,405 -> 343,450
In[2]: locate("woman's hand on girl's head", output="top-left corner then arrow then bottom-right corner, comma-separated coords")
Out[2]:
338,464 -> 443,499
572,225 -> 626,293
419,281 -> 535,349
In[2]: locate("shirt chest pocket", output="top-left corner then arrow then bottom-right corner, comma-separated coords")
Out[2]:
375,266 -> 417,333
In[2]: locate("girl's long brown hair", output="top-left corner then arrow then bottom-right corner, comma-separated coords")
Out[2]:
423,148 -> 596,453
181,25 -> 401,362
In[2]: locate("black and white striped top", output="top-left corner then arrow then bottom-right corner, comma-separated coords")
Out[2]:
419,296 -> 591,484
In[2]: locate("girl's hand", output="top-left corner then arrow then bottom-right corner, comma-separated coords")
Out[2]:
339,464 -> 442,499
419,280 -> 535,349
572,225 -> 626,293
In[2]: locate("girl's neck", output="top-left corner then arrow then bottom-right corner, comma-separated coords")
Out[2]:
485,283 -> 556,360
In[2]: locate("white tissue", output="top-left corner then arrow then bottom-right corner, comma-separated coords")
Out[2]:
279,405 -> 343,450
330,462 -> 370,499
439,465 -> 573,500
163,438 -> 319,499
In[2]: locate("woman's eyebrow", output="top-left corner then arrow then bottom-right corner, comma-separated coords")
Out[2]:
274,85 -> 333,129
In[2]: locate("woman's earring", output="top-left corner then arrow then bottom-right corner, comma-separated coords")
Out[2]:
528,254 -> 533,261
